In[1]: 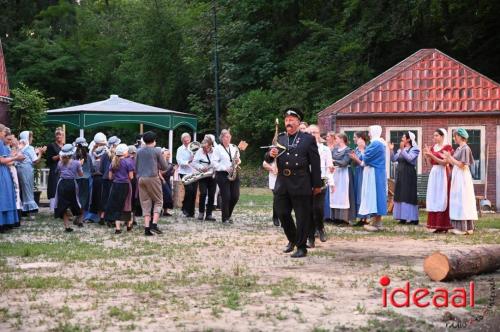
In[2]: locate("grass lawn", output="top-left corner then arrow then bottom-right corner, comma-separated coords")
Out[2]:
0,187 -> 498,331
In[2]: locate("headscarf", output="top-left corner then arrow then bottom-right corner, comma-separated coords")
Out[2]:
456,128 -> 469,139
407,131 -> 417,147
19,131 -> 30,145
369,125 -> 383,142
433,128 -> 448,152
59,144 -> 76,157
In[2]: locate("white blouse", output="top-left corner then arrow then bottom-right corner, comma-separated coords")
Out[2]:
212,144 -> 240,172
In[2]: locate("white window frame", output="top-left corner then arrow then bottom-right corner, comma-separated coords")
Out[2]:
448,126 -> 486,184
385,127 -> 423,177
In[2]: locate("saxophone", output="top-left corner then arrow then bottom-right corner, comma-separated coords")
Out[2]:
181,142 -> 213,185
227,148 -> 240,181
181,166 -> 214,185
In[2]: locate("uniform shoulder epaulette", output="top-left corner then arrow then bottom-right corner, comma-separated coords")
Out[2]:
278,132 -> 286,136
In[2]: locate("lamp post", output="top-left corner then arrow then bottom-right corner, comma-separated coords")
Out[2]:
212,0 -> 221,140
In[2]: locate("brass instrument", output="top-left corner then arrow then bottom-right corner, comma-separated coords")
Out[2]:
260,118 -> 286,157
188,141 -> 201,153
182,141 -> 211,185
227,148 -> 239,181
181,167 -> 214,185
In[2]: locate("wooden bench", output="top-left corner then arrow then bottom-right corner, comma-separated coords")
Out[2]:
417,173 -> 430,207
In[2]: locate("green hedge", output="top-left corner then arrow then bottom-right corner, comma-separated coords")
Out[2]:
239,164 -> 268,188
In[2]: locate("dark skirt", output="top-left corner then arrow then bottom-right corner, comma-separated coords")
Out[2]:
394,161 -> 418,205
105,182 -> 130,222
76,178 -> 90,210
89,174 -> 103,213
54,179 -> 81,219
162,181 -> 173,209
47,165 -> 59,199
101,178 -> 112,212
131,177 -> 142,215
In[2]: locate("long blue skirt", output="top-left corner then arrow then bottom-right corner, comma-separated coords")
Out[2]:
16,163 -> 38,212
323,189 -> 332,221
0,164 -> 19,225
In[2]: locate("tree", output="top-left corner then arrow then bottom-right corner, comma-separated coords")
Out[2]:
9,83 -> 49,143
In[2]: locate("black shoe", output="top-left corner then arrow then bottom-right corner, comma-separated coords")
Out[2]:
13,222 -> 21,228
273,218 -> 280,227
126,225 -> 132,232
291,248 -> 307,258
65,227 -> 74,233
398,220 -> 406,224
228,219 -> 234,224
163,211 -> 173,217
197,213 -> 204,221
106,221 -> 113,228
151,224 -> 163,234
283,242 -> 294,253
98,219 -> 105,225
72,216 -> 79,225
144,229 -> 154,236
132,220 -> 138,225
307,237 -> 315,248
77,222 -> 84,228
205,215 -> 216,221
409,220 -> 419,225
115,229 -> 122,234
319,229 -> 327,242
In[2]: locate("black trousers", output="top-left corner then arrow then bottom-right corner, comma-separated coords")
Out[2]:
310,189 -> 326,237
198,177 -> 216,215
275,193 -> 312,250
215,172 -> 240,221
180,174 -> 198,216
272,194 -> 278,220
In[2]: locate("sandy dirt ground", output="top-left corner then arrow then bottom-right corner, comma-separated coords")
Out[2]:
0,192 -> 499,331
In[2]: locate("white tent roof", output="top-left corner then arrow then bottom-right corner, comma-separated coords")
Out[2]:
47,94 -> 192,115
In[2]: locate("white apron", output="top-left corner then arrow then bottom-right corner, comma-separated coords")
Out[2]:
449,166 -> 478,220
359,166 -> 378,215
426,165 -> 448,212
330,167 -> 350,209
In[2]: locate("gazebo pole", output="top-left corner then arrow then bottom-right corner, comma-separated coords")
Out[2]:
168,129 -> 173,163
79,128 -> 84,138
140,123 -> 144,134
194,131 -> 197,142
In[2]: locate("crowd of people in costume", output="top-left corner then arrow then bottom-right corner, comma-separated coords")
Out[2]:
0,118 -> 480,242
0,123 -> 242,235
264,117 -> 480,254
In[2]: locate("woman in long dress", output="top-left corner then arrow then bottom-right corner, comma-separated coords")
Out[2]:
423,128 -> 453,232
390,132 -> 420,225
330,133 -> 356,225
16,131 -> 45,219
45,127 -> 65,209
0,124 -> 24,232
323,131 -> 336,222
360,125 -> 387,232
442,128 -> 478,235
349,131 -> 369,226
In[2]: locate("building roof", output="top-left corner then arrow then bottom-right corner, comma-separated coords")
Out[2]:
0,39 -> 10,102
45,94 -> 197,131
319,49 -> 500,117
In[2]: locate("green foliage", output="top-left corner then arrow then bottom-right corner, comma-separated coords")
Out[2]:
9,83 -> 49,143
1,0 -> 500,164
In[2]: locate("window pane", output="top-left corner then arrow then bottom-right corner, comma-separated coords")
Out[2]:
451,129 -> 481,180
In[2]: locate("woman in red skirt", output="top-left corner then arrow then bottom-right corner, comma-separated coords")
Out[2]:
423,128 -> 453,232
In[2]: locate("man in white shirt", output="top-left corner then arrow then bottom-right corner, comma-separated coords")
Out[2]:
212,129 -> 241,223
307,125 -> 334,247
176,132 -> 197,218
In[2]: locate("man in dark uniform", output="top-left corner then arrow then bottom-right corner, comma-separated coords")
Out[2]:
265,108 -> 322,258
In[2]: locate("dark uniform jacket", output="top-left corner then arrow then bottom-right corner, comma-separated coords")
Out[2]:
265,131 -> 322,196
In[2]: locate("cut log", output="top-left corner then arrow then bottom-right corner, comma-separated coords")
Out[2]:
423,246 -> 500,281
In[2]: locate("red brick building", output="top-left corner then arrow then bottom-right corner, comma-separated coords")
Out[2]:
0,39 -> 10,125
318,49 -> 500,211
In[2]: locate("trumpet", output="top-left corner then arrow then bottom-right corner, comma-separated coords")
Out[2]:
260,118 -> 286,157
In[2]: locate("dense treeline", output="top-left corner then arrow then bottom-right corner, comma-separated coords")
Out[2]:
1,0 -> 499,162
